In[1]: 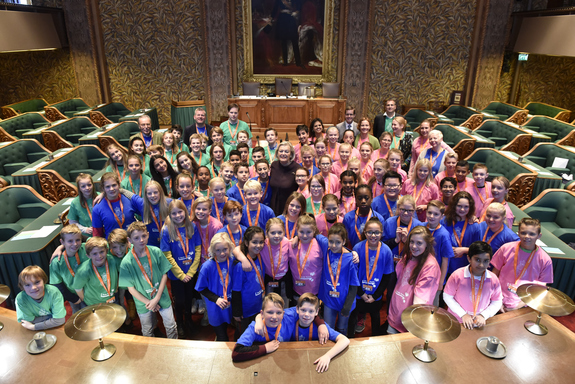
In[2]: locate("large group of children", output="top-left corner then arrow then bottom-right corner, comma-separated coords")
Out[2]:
14,109 -> 554,370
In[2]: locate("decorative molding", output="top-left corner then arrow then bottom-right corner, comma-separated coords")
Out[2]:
508,174 -> 535,208
502,134 -> 531,156
38,170 -> 78,204
89,111 -> 112,127
460,114 -> 483,130
44,107 -> 67,122
0,128 -> 17,143
41,131 -> 73,152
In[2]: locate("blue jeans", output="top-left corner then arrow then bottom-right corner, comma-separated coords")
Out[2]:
139,305 -> 178,339
70,300 -> 87,314
323,305 -> 350,335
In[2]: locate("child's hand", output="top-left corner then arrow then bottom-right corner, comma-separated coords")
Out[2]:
241,259 -> 253,272
50,245 -> 65,262
416,204 -> 427,212
216,297 -> 229,309
265,340 -> 280,353
93,194 -> 104,205
21,320 -> 35,331
289,236 -> 299,249
470,216 -> 479,224
317,324 -> 329,344
85,227 -> 93,235
194,191 -> 203,198
145,297 -> 158,311
314,354 -> 331,373
351,251 -> 359,264
182,275 -> 192,283
452,247 -> 467,258
254,314 -> 265,336
473,314 -> 486,328
361,293 -> 370,302
365,295 -> 375,303
461,314 -> 475,330
233,316 -> 242,323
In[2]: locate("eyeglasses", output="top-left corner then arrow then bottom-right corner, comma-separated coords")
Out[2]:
366,231 -> 382,236
384,184 -> 400,189
399,208 -> 414,214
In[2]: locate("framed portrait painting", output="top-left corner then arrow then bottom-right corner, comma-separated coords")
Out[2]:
242,0 -> 335,84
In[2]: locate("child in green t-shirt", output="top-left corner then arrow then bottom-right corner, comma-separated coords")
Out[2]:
72,237 -> 120,305
49,225 -> 89,313
119,222 -> 177,339
16,266 -> 66,331
108,229 -> 138,325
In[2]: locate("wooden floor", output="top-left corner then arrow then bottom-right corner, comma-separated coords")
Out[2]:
1,307 -> 575,383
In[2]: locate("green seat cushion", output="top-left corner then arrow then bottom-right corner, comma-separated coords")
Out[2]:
525,206 -> 558,222
4,162 -> 29,174
69,169 -> 97,181
451,117 -> 467,125
552,228 -> 575,244
445,141 -> 456,147
32,122 -> 48,129
523,125 -> 540,132
28,152 -> 47,162
495,114 -> 508,120
66,133 -> 85,142
81,127 -> 97,133
17,202 -> 50,219
525,156 -> 546,166
541,221 -> 560,233
489,137 -> 507,147
545,167 -> 570,176
64,111 -> 77,118
538,132 -> 558,141
15,129 -> 32,137
475,129 -> 491,136
0,223 -> 24,241
483,109 -> 497,114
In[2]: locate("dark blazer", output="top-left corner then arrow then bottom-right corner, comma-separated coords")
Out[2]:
183,123 -> 213,147
373,113 -> 403,141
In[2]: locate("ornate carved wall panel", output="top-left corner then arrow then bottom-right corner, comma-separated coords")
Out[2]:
203,0 -> 233,120
470,0 -> 514,109
367,0 -> 476,119
98,0 -> 205,125
0,49 -> 77,107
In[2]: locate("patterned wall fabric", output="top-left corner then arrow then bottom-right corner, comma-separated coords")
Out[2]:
0,48 -> 77,107
98,0 -> 205,125
367,0 -> 476,119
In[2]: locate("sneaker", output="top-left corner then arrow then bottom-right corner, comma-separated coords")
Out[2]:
191,298 -> 198,314
201,312 -> 209,327
198,299 -> 206,314
355,318 -> 366,334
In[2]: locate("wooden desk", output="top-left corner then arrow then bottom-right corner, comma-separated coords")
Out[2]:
0,307 -> 573,383
228,97 -> 347,129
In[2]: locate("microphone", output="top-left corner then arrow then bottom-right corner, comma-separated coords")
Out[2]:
280,80 -> 289,98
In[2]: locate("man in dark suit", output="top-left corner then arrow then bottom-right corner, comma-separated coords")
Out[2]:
373,99 -> 402,140
335,105 -> 360,140
183,107 -> 213,147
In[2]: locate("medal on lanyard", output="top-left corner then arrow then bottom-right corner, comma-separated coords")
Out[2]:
177,229 -> 192,265
471,269 -> 486,316
296,322 -> 314,341
263,319 -> 282,341
508,244 -> 537,293
296,242 -> 313,287
92,259 -> 115,303
267,241 -> 282,286
248,254 -> 265,295
63,250 -> 81,277
364,242 -> 381,292
327,250 -> 344,298
215,258 -> 230,301
354,209 -> 372,240
106,198 -> 125,228
247,204 -> 261,227
133,248 -> 157,297
226,225 -> 242,247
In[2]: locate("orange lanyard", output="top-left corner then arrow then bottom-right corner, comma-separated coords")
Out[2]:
227,121 -> 239,142
323,215 -> 341,234
150,206 -> 162,234
141,132 -> 152,147
199,218 -> 210,256
82,200 -> 93,221
392,133 -> 404,148
397,216 -> 413,256
372,182 -> 383,198
266,145 -> 275,161
365,242 -> 381,283
310,199 -> 323,216
341,195 -> 354,213
247,254 -> 265,292
354,209 -> 372,240
129,175 -> 142,195
133,247 -> 156,295
513,244 -> 538,284
457,180 -> 468,192
482,226 -> 504,245
263,319 -> 282,341
412,182 -> 426,204
237,188 -> 246,205
215,258 -> 230,300
384,195 -> 394,215
327,251 -> 344,292
296,322 -> 314,341
114,164 -> 126,181
92,259 -> 111,297
324,173 -> 331,193
285,218 -> 296,239
63,251 -> 81,277
298,185 -> 308,196
454,220 -> 468,247
267,241 -> 283,280
470,269 -> 486,316
214,197 -> 228,223
297,241 -> 313,279
361,161 -> 370,180
210,162 -> 218,177
474,184 -> 489,204
106,197 -> 124,228
176,228 -> 189,257
427,223 -> 441,235
258,178 -> 269,202
193,152 -> 203,166
427,149 -> 439,167
247,204 -> 261,226
164,178 -> 173,197
328,144 -> 338,159
421,138 -> 430,152
226,225 -> 242,247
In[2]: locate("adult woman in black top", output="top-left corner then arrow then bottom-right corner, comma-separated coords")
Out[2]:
269,141 -> 299,215
149,155 -> 179,198
390,116 -> 413,172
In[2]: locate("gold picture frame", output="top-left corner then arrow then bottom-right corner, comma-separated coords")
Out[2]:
242,0 -> 336,84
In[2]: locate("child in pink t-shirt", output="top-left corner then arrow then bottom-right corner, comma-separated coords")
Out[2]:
192,197 -> 223,264
478,176 -> 514,229
317,155 -> 341,195
465,163 -> 492,216
491,218 -> 553,311
316,194 -> 343,237
335,171 -> 357,216
387,226 -> 441,334
388,149 -> 407,183
444,241 -> 502,329
400,159 -> 440,222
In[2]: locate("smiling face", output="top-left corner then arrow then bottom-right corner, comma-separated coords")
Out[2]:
194,109 -> 206,125
391,120 -> 403,136
267,224 -> 284,246
297,224 -> 315,244
22,276 -> 45,300
225,209 -> 242,227
485,208 -> 504,231
428,131 -> 442,150
339,147 -> 351,162
441,181 -> 455,199
455,197 -> 470,220
409,234 -> 426,258
287,199 -> 302,218
146,185 -> 161,205
328,233 -> 344,254
297,302 -> 319,327
78,178 -> 94,199
342,131 -> 355,145
194,202 -> 211,222
170,206 -> 187,226
324,200 -> 339,221
301,153 -> 314,168
472,167 -> 488,187
419,123 -> 431,138
210,182 -> 226,202
178,155 -> 192,171
103,178 -> 120,200
373,162 -> 386,181
265,130 -> 277,145
277,145 -> 291,164
345,109 -> 356,124
61,233 -> 82,256
318,157 -> 332,175
309,179 -> 324,198
88,246 -> 108,267
262,301 -> 284,328
110,242 -> 128,258
220,167 -> 234,183
384,177 -> 401,199
444,157 -> 457,173
385,100 -> 396,114
455,166 -> 469,183
163,133 -> 174,148
211,131 -> 223,144
109,147 -> 123,164
229,155 -> 241,166
426,205 -> 442,227
360,144 -> 372,160
213,243 -> 230,262
313,121 -> 324,134
237,131 -> 249,145
153,158 -> 168,175
139,116 -> 152,136
127,158 -> 141,176
327,129 -> 339,145
295,170 -> 308,188
298,129 -> 309,144
237,166 -> 251,184
314,142 -> 327,157
359,120 -> 370,135
248,233 -> 265,256
256,163 -> 270,181
380,135 -> 392,149
245,189 -> 262,207
131,140 -> 145,155
212,147 -> 224,162
177,177 -> 193,199
129,229 -> 149,252
399,202 -> 415,224
518,224 -> 541,250
341,176 -> 355,195
388,153 -> 401,171
491,180 -> 508,202
417,165 -> 430,183
468,252 -> 491,276
197,168 -> 211,187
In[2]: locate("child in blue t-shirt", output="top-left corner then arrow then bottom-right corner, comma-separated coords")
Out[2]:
318,223 -> 360,336
240,180 -> 276,228
343,184 -> 385,248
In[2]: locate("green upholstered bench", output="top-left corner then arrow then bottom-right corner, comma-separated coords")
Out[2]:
472,119 -> 532,155
432,124 -> 477,161
464,148 -> 537,207
521,116 -> 575,147
1,98 -> 48,119
441,105 -> 484,130
0,185 -> 53,243
0,140 -> 50,185
522,189 -> 575,244
0,112 -> 51,141
404,109 -> 437,130
89,102 -> 132,127
481,101 -> 529,125
44,98 -> 91,122
36,145 -> 108,203
41,117 -> 99,151
523,102 -> 571,123
98,121 -> 140,152
524,143 -> 575,177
